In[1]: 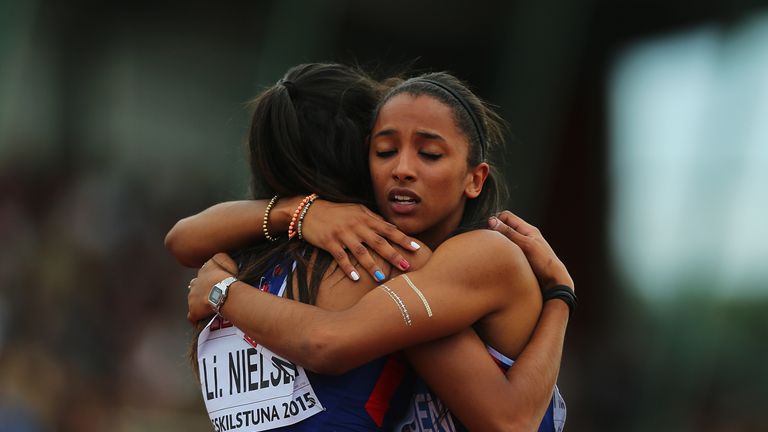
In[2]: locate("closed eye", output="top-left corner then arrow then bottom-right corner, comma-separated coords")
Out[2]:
420,152 -> 442,161
376,150 -> 397,158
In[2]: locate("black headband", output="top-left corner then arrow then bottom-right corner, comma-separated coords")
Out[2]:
411,78 -> 486,161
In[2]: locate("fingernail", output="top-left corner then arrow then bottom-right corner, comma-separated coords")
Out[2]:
410,241 -> 421,250
399,259 -> 410,270
350,271 -> 360,281
488,216 -> 499,228
374,270 -> 385,282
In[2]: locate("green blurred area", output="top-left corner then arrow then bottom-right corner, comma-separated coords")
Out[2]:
1,1 -> 767,431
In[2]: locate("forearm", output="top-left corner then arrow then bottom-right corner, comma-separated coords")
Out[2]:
221,281 -> 326,370
501,300 -> 569,430
406,301 -> 568,431
191,233 -> 524,374
216,272 -> 480,375
219,280 -> 370,374
165,198 -> 300,267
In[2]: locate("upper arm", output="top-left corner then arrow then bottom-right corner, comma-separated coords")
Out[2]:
406,328 -> 526,431
313,230 -> 526,370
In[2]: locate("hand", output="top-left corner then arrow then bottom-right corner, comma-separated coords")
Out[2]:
301,200 -> 421,282
489,211 -> 574,292
187,253 -> 238,323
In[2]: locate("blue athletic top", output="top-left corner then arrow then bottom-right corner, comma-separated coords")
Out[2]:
250,261 -> 416,431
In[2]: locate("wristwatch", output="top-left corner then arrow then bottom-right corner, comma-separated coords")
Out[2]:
208,276 -> 238,314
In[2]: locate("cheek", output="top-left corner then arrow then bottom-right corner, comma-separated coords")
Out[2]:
423,169 -> 466,200
369,164 -> 387,195
439,165 -> 468,188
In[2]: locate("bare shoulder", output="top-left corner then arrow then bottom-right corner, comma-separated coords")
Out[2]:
434,229 -> 528,270
437,231 -> 538,306
415,229 -> 533,295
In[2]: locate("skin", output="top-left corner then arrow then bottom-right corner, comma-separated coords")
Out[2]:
169,202 -> 570,430
369,94 -> 489,248
166,197 -> 419,277
180,93 -> 573,430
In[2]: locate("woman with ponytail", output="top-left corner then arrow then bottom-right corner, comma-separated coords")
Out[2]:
170,65 -> 572,431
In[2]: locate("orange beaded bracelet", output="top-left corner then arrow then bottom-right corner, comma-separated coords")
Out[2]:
287,193 -> 318,239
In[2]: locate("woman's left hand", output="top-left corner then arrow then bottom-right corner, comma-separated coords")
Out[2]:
187,253 -> 238,323
488,211 -> 573,292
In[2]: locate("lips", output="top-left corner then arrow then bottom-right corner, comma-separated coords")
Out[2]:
387,188 -> 421,215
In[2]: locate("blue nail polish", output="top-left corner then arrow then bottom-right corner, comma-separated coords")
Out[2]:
374,271 -> 385,282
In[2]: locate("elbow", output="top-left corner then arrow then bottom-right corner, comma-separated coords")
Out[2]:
164,221 -> 203,268
299,327 -> 353,376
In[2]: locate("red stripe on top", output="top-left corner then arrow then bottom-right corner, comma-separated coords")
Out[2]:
364,354 -> 406,427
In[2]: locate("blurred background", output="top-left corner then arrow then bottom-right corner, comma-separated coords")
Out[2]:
1,0 -> 767,430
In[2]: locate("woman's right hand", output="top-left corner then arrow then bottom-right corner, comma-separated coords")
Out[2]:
489,210 -> 574,292
301,200 -> 421,282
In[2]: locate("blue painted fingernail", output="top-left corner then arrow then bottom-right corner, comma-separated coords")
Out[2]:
374,270 -> 385,282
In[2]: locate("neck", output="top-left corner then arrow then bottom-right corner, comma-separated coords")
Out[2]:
417,209 -> 465,250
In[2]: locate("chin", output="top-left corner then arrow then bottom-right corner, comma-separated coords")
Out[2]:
387,215 -> 423,235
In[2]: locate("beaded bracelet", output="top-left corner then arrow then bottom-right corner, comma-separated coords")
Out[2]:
542,284 -> 578,319
262,195 -> 280,242
288,193 -> 318,239
296,196 -> 318,240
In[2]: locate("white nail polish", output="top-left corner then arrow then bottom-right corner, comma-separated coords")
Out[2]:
410,241 -> 421,250
350,271 -> 360,281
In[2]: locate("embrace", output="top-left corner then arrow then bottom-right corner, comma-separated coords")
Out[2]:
166,63 -> 576,432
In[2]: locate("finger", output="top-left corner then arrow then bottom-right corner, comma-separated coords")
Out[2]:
330,245 -> 361,281
497,211 -> 538,236
361,205 -> 386,221
211,252 -> 238,272
211,252 -> 238,274
364,232 -> 410,271
345,237 -> 386,282
489,216 -> 526,241
376,220 -> 421,251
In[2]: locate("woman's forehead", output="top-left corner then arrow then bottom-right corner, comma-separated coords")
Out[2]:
374,93 -> 460,133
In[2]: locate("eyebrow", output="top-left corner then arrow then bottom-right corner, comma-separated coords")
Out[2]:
415,130 -> 445,142
372,128 -> 446,142
373,128 -> 397,139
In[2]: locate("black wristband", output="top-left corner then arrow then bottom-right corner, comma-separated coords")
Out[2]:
542,284 -> 577,319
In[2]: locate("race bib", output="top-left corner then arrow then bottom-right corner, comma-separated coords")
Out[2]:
197,316 -> 324,431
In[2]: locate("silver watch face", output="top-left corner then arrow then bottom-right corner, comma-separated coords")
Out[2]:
209,287 -> 223,304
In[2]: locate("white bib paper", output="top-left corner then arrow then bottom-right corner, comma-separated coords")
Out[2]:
197,316 -> 324,431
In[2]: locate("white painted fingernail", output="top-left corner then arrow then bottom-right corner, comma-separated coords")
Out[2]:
350,271 -> 360,281
410,241 -> 421,250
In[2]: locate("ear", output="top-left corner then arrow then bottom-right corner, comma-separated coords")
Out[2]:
464,162 -> 489,199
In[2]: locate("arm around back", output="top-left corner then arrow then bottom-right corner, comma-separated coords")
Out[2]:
203,229 -> 535,374
165,198 -> 299,267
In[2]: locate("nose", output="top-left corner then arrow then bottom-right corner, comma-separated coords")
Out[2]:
392,151 -> 416,182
